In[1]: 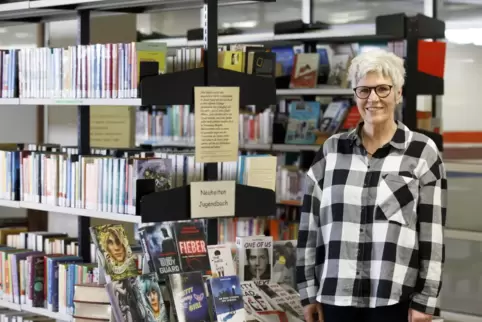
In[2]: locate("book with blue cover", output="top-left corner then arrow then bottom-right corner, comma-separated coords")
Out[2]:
210,276 -> 245,322
284,101 -> 321,144
169,271 -> 210,322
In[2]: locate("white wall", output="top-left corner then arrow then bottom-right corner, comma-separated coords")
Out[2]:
0,23 -> 38,219
442,41 -> 482,132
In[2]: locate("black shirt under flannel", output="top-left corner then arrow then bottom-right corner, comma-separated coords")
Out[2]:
296,121 -> 447,315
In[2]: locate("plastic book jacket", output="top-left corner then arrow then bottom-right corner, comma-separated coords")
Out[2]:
169,272 -> 210,322
90,224 -> 138,281
285,101 -> 321,144
139,223 -> 181,278
173,221 -> 210,272
210,276 -> 245,322
135,273 -> 168,322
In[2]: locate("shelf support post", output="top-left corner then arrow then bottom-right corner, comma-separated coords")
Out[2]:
77,9 -> 91,263
203,0 -> 220,245
202,0 -> 219,183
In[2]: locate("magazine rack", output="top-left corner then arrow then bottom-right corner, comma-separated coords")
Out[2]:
138,0 -> 277,236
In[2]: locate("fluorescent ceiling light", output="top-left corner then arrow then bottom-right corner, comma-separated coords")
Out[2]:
15,32 -> 30,39
222,20 -> 258,28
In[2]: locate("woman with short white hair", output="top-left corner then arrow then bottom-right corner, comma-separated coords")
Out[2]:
296,49 -> 447,322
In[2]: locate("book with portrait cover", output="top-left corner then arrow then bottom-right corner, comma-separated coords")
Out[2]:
173,221 -> 210,272
168,271 -> 210,322
134,273 -> 168,322
210,276 -> 245,322
207,244 -> 235,278
139,223 -> 181,278
90,224 -> 139,281
236,236 -> 273,283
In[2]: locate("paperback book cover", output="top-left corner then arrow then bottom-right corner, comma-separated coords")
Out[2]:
135,273 -> 168,322
131,157 -> 173,214
173,221 -> 210,272
139,223 -> 181,278
169,271 -> 210,322
284,101 -> 321,145
90,224 -> 139,281
106,277 -> 143,322
207,244 -> 236,278
289,53 -> 320,88
236,236 -> 273,283
210,276 -> 245,322
272,240 -> 297,288
135,158 -> 173,192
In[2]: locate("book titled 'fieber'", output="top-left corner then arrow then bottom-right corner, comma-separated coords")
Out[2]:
173,222 -> 210,272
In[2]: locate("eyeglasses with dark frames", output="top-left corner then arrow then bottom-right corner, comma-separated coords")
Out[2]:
353,85 -> 393,99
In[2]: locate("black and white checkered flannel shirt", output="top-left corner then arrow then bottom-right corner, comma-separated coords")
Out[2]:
296,121 -> 447,315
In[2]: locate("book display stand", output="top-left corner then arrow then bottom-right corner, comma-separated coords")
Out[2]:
138,0 -> 278,244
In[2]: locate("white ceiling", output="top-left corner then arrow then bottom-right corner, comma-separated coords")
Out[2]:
1,0 -> 482,46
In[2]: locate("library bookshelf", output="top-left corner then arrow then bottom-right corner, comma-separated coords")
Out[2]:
0,299 -> 71,321
0,0 -> 448,320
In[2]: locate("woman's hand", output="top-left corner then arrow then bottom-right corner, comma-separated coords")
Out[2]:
409,308 -> 433,322
303,303 -> 324,322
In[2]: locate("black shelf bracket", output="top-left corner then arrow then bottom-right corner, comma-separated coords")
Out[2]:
139,67 -> 276,109
140,184 -> 276,223
77,9 -> 91,264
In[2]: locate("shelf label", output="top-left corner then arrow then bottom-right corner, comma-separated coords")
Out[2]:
190,181 -> 235,219
90,105 -> 135,148
194,86 -> 239,163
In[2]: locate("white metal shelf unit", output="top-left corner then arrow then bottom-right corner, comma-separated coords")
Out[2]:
0,200 -> 142,224
0,299 -> 71,321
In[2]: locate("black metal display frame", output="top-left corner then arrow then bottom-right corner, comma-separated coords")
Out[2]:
138,0 -> 278,245
77,9 -> 91,263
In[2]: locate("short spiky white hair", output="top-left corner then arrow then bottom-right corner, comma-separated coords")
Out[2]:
348,49 -> 405,89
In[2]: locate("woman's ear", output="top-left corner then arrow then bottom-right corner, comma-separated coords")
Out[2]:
396,87 -> 403,104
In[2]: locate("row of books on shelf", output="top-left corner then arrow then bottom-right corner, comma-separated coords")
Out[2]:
136,106 -> 274,146
0,142 -> 306,216
135,99 -> 359,147
0,217 -> 302,322
0,38 -> 407,100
